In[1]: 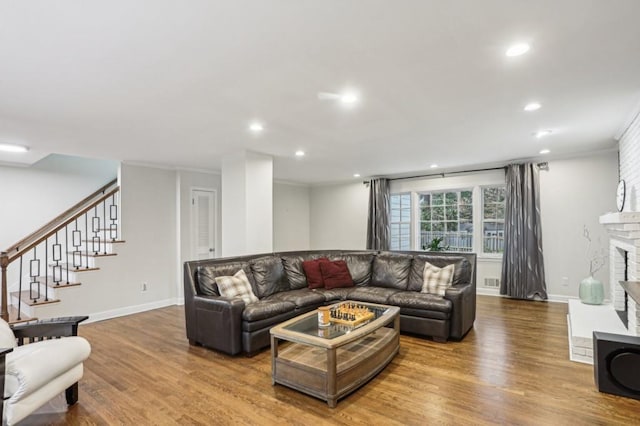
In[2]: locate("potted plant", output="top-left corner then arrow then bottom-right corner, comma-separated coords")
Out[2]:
422,237 -> 449,252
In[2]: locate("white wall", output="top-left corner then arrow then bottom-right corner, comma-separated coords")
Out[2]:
309,182 -> 369,249
0,154 -> 117,249
540,152 -> 618,299
273,182 -> 310,252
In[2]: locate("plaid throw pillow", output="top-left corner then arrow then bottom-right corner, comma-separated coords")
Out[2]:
421,261 -> 455,296
215,269 -> 259,305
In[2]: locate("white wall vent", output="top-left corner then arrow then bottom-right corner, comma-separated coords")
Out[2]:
484,277 -> 500,288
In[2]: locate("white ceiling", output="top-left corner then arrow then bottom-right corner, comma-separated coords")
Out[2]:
1,1 -> 639,183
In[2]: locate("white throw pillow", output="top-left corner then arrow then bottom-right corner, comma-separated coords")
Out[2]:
0,318 -> 17,348
215,269 -> 259,305
421,262 -> 455,296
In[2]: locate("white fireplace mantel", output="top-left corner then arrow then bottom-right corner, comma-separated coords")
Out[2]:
600,211 -> 640,225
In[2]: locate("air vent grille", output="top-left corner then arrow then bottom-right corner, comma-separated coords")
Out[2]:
484,278 -> 500,288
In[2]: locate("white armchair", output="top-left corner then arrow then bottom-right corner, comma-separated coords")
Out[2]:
0,316 -> 91,426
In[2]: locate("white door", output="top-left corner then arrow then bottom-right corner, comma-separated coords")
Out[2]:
192,189 -> 216,260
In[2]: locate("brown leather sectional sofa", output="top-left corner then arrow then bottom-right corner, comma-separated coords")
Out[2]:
183,250 -> 476,355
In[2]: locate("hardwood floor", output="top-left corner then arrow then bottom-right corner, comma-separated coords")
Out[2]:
22,296 -> 640,425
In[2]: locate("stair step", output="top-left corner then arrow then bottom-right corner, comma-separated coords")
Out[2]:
11,290 -> 60,307
66,251 -> 117,258
8,306 -> 36,324
35,276 -> 82,288
49,263 -> 100,273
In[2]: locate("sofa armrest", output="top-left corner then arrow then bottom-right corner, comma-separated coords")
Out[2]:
11,316 -> 89,345
193,296 -> 244,355
444,282 -> 476,340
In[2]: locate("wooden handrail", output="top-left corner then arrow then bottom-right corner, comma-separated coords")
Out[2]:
5,187 -> 120,264
4,179 -> 117,255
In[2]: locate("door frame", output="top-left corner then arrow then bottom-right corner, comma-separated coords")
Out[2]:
190,187 -> 217,260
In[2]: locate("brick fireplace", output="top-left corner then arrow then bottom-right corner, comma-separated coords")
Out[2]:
599,212 -> 640,336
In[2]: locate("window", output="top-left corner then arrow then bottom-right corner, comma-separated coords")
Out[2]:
482,186 -> 506,253
419,190 -> 473,252
390,193 -> 411,250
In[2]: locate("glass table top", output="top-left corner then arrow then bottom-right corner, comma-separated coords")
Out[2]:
283,302 -> 391,340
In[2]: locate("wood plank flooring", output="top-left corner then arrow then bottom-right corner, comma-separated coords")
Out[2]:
21,296 -> 640,425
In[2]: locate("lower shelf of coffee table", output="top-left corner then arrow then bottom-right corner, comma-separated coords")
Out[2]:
273,326 -> 399,406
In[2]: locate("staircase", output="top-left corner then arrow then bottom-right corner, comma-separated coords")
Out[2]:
1,179 -> 123,323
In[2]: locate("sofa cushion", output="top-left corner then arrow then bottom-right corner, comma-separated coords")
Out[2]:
422,262 -> 455,296
348,287 -> 402,304
242,300 -> 296,322
312,288 -> 355,302
215,270 -> 259,306
332,253 -> 375,286
408,255 -> 471,292
264,288 -> 326,308
250,256 -> 290,298
282,254 -> 325,290
388,291 -> 453,317
320,260 -> 354,289
371,252 -> 412,290
302,258 -> 329,289
196,262 -> 254,296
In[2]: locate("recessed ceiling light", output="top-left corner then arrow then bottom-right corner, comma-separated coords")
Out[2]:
524,102 -> 541,111
0,143 -> 29,153
249,122 -> 264,133
353,173 -> 361,178
506,43 -> 530,57
295,150 -> 305,157
534,129 -> 552,138
430,164 -> 438,169
340,92 -> 358,104
539,149 -> 550,155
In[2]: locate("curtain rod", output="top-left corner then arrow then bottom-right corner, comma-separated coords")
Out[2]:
387,166 -> 506,182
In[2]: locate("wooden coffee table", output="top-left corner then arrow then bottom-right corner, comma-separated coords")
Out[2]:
270,301 -> 400,407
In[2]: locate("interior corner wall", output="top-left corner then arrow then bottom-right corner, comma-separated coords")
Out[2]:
309,182 -> 369,250
539,151 -> 618,299
221,151 -> 273,256
273,182 -> 310,252
245,152 -> 273,254
619,111 -> 640,210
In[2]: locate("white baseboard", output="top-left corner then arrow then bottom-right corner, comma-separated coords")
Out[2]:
85,298 -> 179,324
477,288 -> 569,304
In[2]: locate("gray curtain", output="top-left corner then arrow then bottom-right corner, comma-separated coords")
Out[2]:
500,163 -> 548,300
366,178 -> 390,250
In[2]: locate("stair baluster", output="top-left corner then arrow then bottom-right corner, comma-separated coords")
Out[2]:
17,256 -> 23,321
29,247 -> 40,303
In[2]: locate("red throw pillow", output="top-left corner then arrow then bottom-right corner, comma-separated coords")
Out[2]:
303,258 -> 329,289
320,260 -> 354,290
